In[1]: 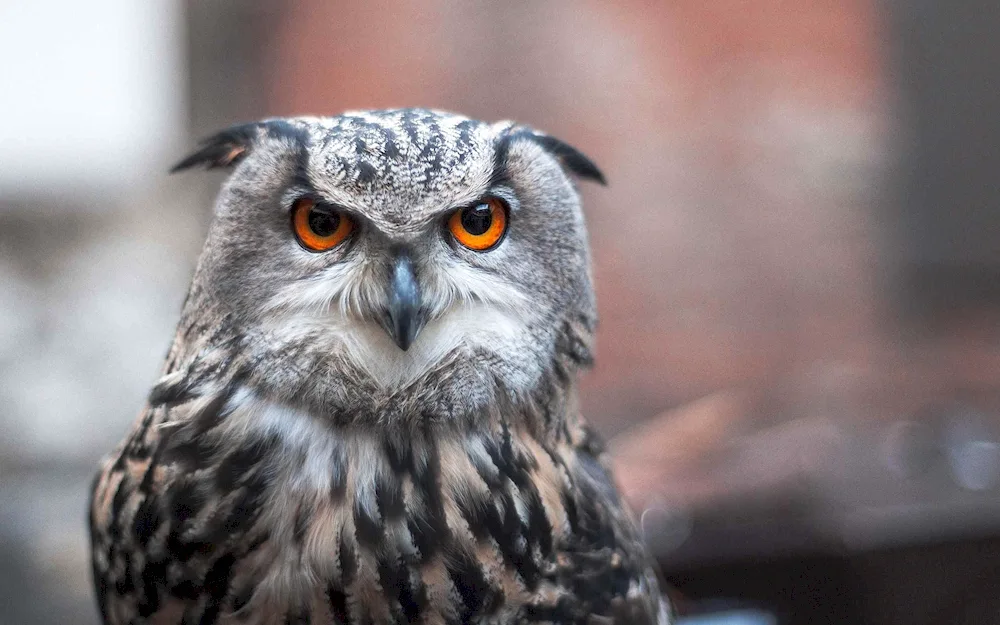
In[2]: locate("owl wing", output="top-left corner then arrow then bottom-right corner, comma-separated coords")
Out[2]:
88,388 -> 275,625
527,425 -> 672,625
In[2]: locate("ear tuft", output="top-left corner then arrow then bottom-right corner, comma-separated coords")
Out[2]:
528,133 -> 606,185
170,123 -> 263,173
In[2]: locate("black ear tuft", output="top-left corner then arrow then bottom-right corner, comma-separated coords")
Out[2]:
170,123 -> 263,173
527,133 -> 606,185
170,120 -> 309,173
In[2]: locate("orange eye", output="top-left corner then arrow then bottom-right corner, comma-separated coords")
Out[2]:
292,198 -> 354,252
448,197 -> 508,251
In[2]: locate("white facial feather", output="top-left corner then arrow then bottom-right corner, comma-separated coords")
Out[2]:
261,252 -> 539,389
260,303 -> 532,389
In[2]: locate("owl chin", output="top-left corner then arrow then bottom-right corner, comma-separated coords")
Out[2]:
341,302 -> 542,392
251,298 -> 548,417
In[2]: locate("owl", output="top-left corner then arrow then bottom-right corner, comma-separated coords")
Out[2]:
89,108 -> 671,625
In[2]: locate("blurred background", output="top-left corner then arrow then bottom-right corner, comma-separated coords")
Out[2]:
2,1 -> 1000,623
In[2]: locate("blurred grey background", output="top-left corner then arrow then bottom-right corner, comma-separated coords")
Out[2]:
2,1 -> 999,623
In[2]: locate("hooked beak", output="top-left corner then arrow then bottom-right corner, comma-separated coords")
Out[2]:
386,253 -> 425,351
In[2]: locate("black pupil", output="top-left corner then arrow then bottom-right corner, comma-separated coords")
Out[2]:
461,204 -> 493,235
308,208 -> 340,237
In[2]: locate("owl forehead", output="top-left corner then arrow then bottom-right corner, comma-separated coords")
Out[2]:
294,109 -> 504,226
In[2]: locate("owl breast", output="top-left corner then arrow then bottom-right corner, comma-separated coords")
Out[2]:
90,386 -> 664,625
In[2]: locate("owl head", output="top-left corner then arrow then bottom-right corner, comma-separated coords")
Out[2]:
172,109 -> 604,426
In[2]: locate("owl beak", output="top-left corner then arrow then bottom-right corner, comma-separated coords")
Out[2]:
387,254 -> 425,351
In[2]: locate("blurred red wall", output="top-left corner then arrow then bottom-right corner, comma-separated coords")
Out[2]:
255,0 -> 1000,433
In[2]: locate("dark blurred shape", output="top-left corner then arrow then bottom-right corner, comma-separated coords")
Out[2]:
184,0 -> 281,137
885,0 -> 1000,319
882,419 -> 938,479
667,537 -> 1000,625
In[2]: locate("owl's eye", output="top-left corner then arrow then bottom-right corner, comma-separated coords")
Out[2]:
292,198 -> 354,252
448,197 -> 508,251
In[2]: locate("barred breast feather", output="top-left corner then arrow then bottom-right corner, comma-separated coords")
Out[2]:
90,380 -> 668,625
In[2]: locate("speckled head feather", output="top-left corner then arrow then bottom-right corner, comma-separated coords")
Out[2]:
90,109 -> 670,625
